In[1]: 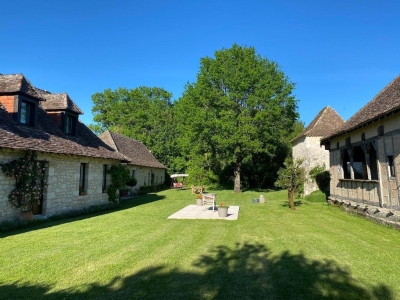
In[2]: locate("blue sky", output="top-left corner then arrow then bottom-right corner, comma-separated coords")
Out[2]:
2,0 -> 399,127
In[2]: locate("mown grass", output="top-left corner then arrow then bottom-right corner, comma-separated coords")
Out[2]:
0,189 -> 399,299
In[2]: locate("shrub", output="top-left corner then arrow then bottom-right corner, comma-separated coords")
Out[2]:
107,165 -> 131,202
309,164 -> 330,196
315,171 -> 330,193
126,177 -> 137,187
306,190 -> 327,202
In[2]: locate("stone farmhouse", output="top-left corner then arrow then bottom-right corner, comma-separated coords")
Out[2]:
0,73 -> 165,223
292,106 -> 344,196
321,76 -> 400,212
99,131 -> 167,190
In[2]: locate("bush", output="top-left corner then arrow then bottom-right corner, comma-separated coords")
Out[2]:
315,171 -> 330,192
107,165 -> 131,202
138,186 -> 152,194
126,177 -> 137,187
306,190 -> 327,202
309,164 -> 330,197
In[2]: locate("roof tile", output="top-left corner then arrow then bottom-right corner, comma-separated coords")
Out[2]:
291,106 -> 344,143
0,74 -> 128,161
323,75 -> 400,141
100,131 -> 167,169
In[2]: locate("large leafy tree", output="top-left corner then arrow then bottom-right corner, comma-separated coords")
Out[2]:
176,44 -> 299,192
89,87 -> 179,169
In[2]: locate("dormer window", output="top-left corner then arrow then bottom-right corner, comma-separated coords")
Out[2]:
65,113 -> 77,135
18,98 -> 37,126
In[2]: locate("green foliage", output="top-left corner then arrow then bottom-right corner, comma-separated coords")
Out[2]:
309,164 -> 326,180
107,165 -> 131,202
0,151 -> 47,211
176,44 -> 299,192
275,157 -> 305,209
89,45 -> 300,188
275,157 -> 304,191
126,177 -> 137,187
306,190 -> 327,202
315,171 -> 330,193
309,164 -> 330,195
90,86 -> 179,169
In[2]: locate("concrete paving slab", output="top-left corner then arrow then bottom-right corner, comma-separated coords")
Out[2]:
168,205 -> 239,220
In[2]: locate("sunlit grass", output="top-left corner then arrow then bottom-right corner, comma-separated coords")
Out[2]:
0,188 -> 399,299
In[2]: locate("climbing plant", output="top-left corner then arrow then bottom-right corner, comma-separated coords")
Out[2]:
107,164 -> 131,202
0,151 -> 47,211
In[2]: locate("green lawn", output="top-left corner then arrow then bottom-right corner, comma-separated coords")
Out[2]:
0,189 -> 399,300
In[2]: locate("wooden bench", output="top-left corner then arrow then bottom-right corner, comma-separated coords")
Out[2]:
191,185 -> 205,194
202,193 -> 217,211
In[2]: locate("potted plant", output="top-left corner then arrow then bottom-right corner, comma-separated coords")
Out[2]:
107,165 -> 131,203
196,193 -> 203,206
218,202 -> 229,218
126,177 -> 137,197
120,188 -> 129,197
0,151 -> 47,221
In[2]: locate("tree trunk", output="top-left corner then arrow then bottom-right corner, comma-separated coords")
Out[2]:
233,162 -> 242,193
288,189 -> 296,210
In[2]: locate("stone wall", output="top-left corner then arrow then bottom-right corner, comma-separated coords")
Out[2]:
0,149 -> 20,221
0,148 -> 118,223
328,198 -> 400,230
292,136 -> 329,196
126,165 -> 165,190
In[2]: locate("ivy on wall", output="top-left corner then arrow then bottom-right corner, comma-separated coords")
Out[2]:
0,151 -> 47,211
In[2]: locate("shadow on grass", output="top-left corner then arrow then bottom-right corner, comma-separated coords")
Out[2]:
0,242 -> 393,300
0,193 -> 165,238
282,200 -> 306,208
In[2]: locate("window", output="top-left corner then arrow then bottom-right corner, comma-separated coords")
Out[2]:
19,99 -> 36,126
132,170 -> 136,178
102,165 -> 108,192
368,143 -> 378,180
341,149 -> 351,179
378,125 -> 384,136
352,146 -> 368,179
387,155 -> 395,178
79,163 -> 88,195
65,114 -> 77,135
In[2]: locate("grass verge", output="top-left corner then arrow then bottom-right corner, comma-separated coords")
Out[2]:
0,189 -> 399,299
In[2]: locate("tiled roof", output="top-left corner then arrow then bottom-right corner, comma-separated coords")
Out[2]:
322,75 -> 400,141
0,74 -> 45,101
291,106 -> 345,143
40,92 -> 84,115
0,74 -> 128,161
100,131 -> 167,169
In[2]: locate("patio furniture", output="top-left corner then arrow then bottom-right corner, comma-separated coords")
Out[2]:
170,174 -> 188,189
202,193 -> 217,211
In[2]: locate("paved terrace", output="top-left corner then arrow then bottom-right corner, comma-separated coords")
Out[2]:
168,205 -> 240,220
